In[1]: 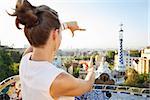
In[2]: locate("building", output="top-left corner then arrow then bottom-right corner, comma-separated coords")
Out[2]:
95,56 -> 115,85
124,56 -> 139,67
133,47 -> 150,74
115,24 -> 126,73
114,51 -> 140,67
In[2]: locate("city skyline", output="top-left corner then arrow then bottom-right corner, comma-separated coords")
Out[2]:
0,0 -> 149,49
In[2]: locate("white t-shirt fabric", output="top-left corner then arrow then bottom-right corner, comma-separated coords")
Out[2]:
19,53 -> 74,100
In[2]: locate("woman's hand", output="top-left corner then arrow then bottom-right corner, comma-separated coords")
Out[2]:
50,55 -> 95,98
84,55 -> 95,91
63,21 -> 86,37
87,56 -> 94,72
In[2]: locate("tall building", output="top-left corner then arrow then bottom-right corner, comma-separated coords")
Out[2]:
115,24 -> 126,73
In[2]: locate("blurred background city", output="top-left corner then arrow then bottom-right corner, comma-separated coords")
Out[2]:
0,0 -> 149,100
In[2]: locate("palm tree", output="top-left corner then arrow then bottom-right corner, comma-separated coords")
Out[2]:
63,60 -> 72,72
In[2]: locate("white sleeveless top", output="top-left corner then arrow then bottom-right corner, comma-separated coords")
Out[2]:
19,53 -> 74,100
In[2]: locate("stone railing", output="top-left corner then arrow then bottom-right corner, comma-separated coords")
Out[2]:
75,90 -> 110,100
0,75 -> 150,100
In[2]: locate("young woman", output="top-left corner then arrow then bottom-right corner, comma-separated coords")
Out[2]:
10,0 -> 95,100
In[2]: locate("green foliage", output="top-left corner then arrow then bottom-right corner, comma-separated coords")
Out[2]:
73,67 -> 80,78
63,60 -> 72,72
10,63 -> 19,74
0,49 -> 21,82
9,51 -> 22,63
138,74 -> 145,84
143,79 -> 150,88
74,56 -> 90,61
125,68 -> 139,87
0,50 -> 13,66
109,64 -> 114,70
124,68 -> 150,87
138,73 -> 150,87
130,50 -> 141,57
106,50 -> 115,59
0,64 -> 9,81
106,50 -> 115,67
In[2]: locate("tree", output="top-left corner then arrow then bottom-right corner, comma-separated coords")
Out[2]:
0,49 -> 21,81
138,73 -> 150,88
0,67 -> 8,81
9,51 -> 22,63
0,50 -> 13,66
0,50 -> 13,81
63,60 -> 72,72
138,74 -> 145,84
125,68 -> 139,86
106,51 -> 115,59
74,56 -> 90,61
106,50 -> 115,68
143,79 -> 150,88
73,66 -> 80,78
10,63 -> 19,75
130,50 -> 141,57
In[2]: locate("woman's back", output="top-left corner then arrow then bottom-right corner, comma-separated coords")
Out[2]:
10,0 -> 95,99
19,53 -> 74,100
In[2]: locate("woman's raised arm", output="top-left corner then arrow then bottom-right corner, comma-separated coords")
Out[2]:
50,71 -> 95,99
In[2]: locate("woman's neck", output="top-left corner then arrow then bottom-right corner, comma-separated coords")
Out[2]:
31,47 -> 56,63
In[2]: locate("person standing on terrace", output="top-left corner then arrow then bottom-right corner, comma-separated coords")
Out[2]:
9,0 -> 95,100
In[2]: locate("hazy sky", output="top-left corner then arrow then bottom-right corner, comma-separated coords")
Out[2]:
0,0 -> 149,49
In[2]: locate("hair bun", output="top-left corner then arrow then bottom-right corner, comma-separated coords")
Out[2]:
8,0 -> 39,29
16,9 -> 38,28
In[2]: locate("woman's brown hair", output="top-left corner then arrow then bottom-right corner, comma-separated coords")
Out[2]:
8,0 -> 61,47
